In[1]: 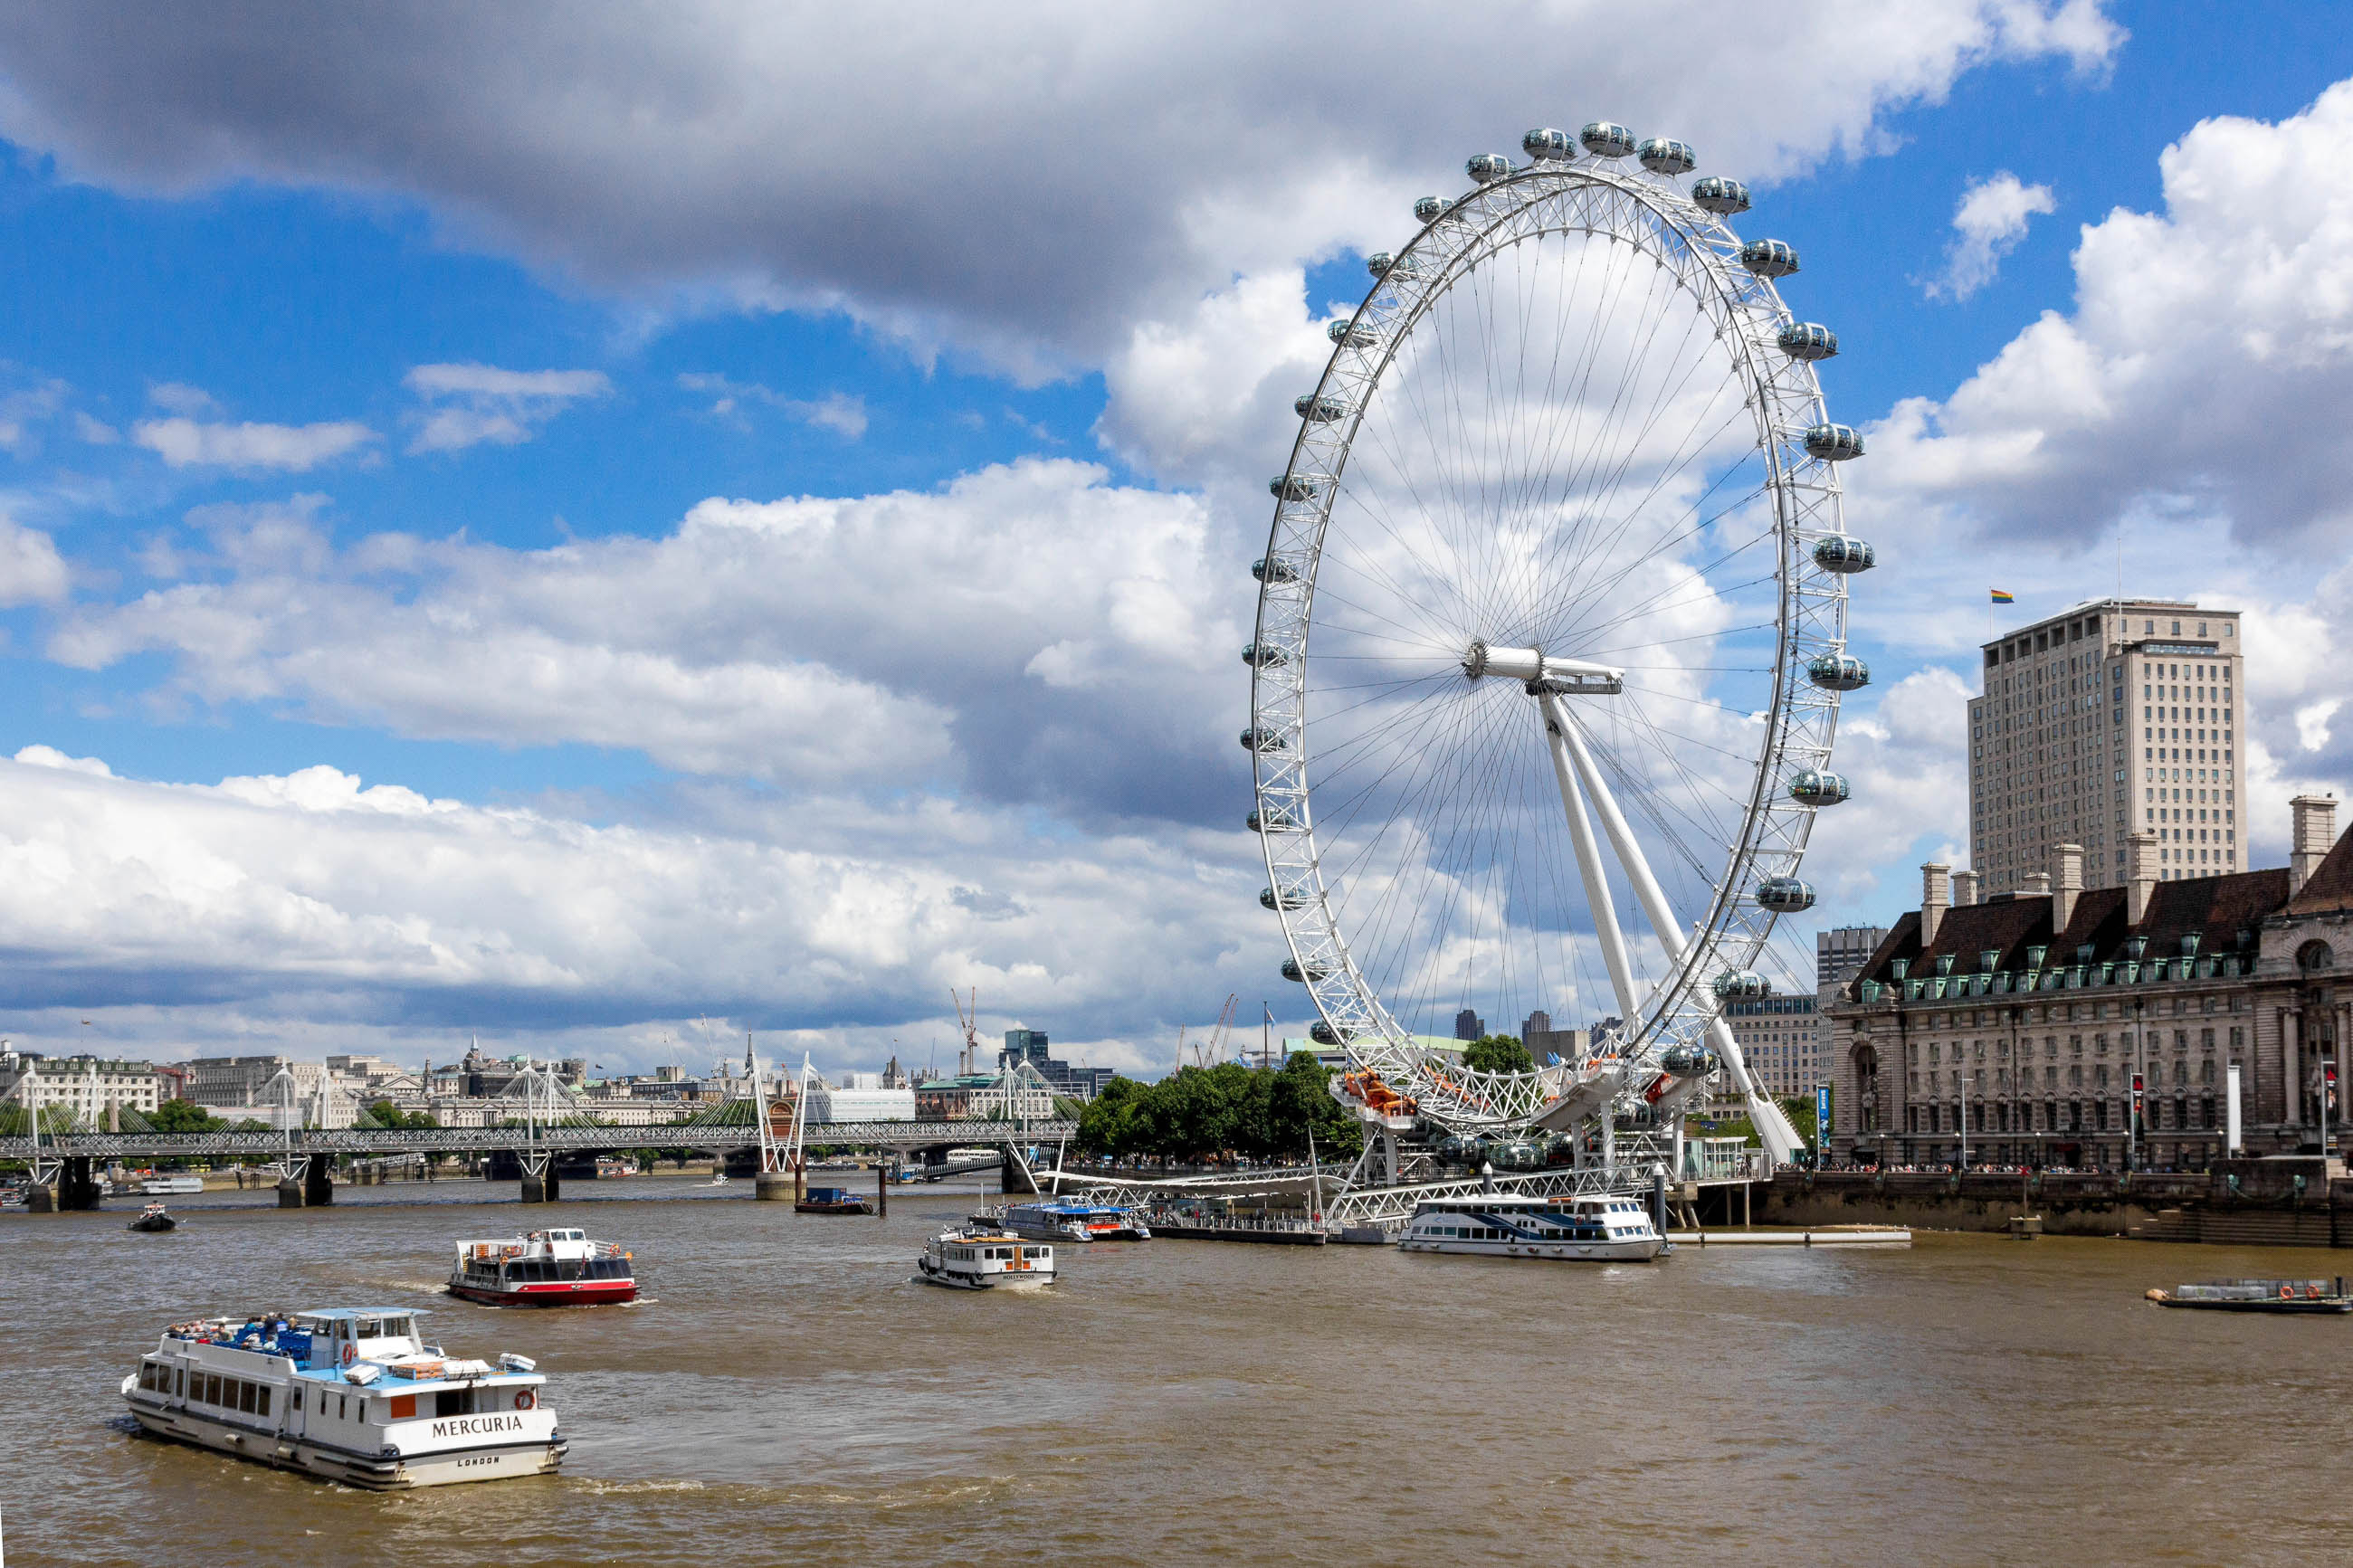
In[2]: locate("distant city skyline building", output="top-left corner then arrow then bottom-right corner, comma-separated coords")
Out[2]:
1454,1008 -> 1484,1041
1818,927 -> 1889,988
1968,599 -> 2243,896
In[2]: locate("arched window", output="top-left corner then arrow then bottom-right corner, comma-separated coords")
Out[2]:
2298,940 -> 2335,973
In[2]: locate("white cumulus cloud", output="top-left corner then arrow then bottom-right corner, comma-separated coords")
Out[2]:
1926,170 -> 2056,299
404,362 -> 613,452
0,515 -> 70,604
133,414 -> 377,471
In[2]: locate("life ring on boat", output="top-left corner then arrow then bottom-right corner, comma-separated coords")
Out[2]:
513,1390 -> 535,1411
340,1344 -> 356,1366
2308,1284 -> 2323,1299
2280,1284 -> 2295,1300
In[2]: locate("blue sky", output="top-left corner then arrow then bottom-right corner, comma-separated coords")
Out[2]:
0,4 -> 2349,1077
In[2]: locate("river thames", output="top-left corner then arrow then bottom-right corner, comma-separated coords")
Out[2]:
4,1179 -> 2350,1565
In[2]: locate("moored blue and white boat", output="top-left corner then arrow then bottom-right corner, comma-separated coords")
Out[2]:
120,1307 -> 563,1488
999,1202 -> 1151,1243
1399,1193 -> 1667,1262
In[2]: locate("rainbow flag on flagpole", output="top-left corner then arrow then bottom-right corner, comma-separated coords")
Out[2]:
1989,588 -> 2015,603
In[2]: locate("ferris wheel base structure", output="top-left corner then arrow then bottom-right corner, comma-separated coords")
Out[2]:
1250,120 -> 1866,1174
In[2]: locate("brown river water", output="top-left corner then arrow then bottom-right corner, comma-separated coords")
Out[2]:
4,1176 -> 2351,1566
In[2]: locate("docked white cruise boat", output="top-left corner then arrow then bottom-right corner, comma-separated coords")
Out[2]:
1399,1193 -> 1668,1262
120,1307 -> 563,1488
915,1227 -> 1057,1290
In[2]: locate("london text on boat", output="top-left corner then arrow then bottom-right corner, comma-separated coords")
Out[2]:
1398,1194 -> 1668,1261
915,1227 -> 1057,1290
120,1308 -> 564,1488
448,1229 -> 638,1307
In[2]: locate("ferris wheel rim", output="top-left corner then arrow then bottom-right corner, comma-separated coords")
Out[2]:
1246,152 -> 1854,1130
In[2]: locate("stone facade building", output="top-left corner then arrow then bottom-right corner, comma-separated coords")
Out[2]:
0,1049 -> 164,1126
1967,599 -> 2244,895
1828,795 -> 2350,1170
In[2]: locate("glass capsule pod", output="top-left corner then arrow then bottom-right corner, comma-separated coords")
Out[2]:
1491,1141 -> 1544,1171
1268,473 -> 1324,500
1466,152 -> 1514,184
1280,957 -> 1329,984
1309,1020 -> 1349,1045
1436,1133 -> 1482,1163
1521,127 -> 1572,161
1806,652 -> 1870,691
1637,137 -> 1696,175
1328,318 -> 1379,347
1252,556 -> 1300,584
1777,322 -> 1839,361
1295,393 -> 1349,423
1245,807 -> 1298,833
1240,727 -> 1287,752
1691,176 -> 1750,214
1660,1044 -> 1718,1076
1802,423 -> 1864,461
1756,876 -> 1817,913
1789,768 -> 1851,806
1579,121 -> 1637,157
1413,195 -> 1454,223
1242,642 -> 1287,669
1262,886 -> 1309,912
1739,237 -> 1800,279
1712,969 -> 1771,1001
1811,536 -> 1874,574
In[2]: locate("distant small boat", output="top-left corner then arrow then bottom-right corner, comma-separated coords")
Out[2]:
128,1203 -> 178,1233
2147,1278 -> 2353,1313
795,1186 -> 873,1215
701,1173 -> 730,1188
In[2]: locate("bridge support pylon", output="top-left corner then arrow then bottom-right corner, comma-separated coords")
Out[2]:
1001,1145 -> 1038,1194
755,1170 -> 794,1202
24,1183 -> 53,1212
277,1177 -> 305,1208
306,1159 -> 335,1207
58,1156 -> 103,1211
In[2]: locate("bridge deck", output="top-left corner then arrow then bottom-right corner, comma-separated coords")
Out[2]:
0,1120 -> 1075,1163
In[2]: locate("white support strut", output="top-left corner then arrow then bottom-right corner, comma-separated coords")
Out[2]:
1543,692 -> 1805,1167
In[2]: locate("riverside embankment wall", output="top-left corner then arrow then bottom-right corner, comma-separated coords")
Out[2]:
1751,1160 -> 2353,1243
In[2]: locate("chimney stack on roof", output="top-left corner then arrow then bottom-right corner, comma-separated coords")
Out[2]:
2053,842 -> 2084,930
2291,795 -> 2338,895
2127,830 -> 2158,923
2022,870 -> 2052,899
1954,868 -> 1980,908
1920,862 -> 1951,947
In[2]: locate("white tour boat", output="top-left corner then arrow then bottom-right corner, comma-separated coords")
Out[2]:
449,1228 -> 638,1307
915,1227 -> 1057,1291
1399,1193 -> 1668,1262
141,1174 -> 205,1195
120,1307 -> 564,1488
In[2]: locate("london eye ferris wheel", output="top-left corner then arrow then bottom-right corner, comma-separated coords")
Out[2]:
1244,121 -> 1874,1163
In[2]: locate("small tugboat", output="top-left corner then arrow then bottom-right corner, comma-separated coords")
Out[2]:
914,1227 -> 1057,1291
128,1202 -> 178,1233
2146,1278 -> 2353,1313
1398,1193 -> 1668,1261
120,1307 -> 563,1487
795,1186 -> 873,1215
448,1229 -> 637,1307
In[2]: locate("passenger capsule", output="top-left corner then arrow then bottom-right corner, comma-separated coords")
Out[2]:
1295,393 -> 1349,423
1660,1043 -> 1718,1076
1310,1020 -> 1348,1045
1269,473 -> 1323,501
1262,886 -> 1308,912
1712,969 -> 1771,1001
1466,153 -> 1514,184
1802,423 -> 1864,461
1691,176 -> 1750,214
1245,807 -> 1299,833
1777,322 -> 1839,362
1789,768 -> 1851,806
1806,652 -> 1870,691
1327,318 -> 1379,347
1637,137 -> 1696,175
1252,556 -> 1300,584
1756,876 -> 1816,913
1280,957 -> 1330,984
1240,726 -> 1287,753
1811,536 -> 1875,574
1739,238 -> 1800,279
1521,127 -> 1573,162
1413,195 -> 1454,223
1241,641 -> 1287,669
1579,121 -> 1638,158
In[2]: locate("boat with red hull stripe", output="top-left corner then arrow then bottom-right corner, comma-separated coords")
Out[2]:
449,1229 -> 637,1307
